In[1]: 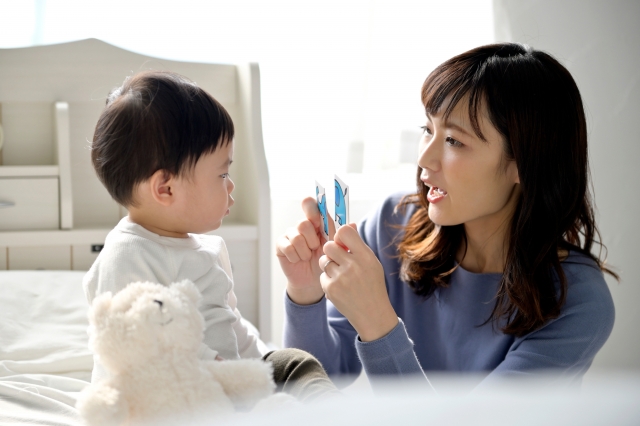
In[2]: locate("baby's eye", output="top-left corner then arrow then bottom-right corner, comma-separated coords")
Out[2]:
221,173 -> 229,179
445,136 -> 463,148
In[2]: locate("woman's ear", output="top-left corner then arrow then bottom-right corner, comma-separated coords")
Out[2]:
148,169 -> 175,206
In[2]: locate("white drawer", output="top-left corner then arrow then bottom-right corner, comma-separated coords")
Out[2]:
8,245 -> 70,270
0,177 -> 59,231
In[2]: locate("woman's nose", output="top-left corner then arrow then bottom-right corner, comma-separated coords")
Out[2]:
417,133 -> 440,172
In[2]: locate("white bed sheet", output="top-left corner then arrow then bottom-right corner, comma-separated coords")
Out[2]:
0,270 -> 91,425
1,271 -> 639,426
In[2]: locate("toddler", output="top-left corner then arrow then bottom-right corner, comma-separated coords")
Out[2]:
83,71 -> 264,381
83,70 -> 338,403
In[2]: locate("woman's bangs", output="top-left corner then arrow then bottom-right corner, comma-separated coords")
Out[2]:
421,62 -> 487,140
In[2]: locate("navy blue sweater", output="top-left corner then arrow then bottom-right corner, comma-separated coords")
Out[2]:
284,193 -> 615,391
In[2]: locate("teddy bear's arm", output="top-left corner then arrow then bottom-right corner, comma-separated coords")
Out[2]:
76,382 -> 129,426
205,359 -> 276,411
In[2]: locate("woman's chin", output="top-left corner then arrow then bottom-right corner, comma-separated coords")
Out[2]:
427,207 -> 457,227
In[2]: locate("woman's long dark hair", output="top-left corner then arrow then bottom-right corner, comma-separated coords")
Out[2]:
397,43 -> 618,336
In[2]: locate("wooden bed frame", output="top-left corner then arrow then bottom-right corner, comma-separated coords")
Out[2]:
0,39 -> 272,342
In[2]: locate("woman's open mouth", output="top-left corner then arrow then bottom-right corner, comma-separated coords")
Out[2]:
427,186 -> 448,204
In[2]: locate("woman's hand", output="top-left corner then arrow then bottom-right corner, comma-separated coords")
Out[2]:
319,224 -> 399,342
276,197 -> 335,305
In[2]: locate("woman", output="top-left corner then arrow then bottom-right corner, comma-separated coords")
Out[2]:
276,43 -> 616,391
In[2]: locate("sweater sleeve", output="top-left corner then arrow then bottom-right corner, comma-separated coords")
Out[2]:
354,320 -> 428,374
283,294 -> 362,382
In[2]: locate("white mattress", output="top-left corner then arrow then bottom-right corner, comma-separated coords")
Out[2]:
0,270 -> 90,425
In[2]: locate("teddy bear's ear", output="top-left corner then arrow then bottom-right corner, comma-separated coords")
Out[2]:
90,291 -> 113,325
171,280 -> 202,306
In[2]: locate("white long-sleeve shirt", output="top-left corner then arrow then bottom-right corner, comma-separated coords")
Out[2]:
83,217 -> 265,381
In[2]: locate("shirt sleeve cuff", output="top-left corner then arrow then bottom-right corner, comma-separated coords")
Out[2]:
283,291 -> 328,349
355,317 -> 424,376
284,291 -> 326,309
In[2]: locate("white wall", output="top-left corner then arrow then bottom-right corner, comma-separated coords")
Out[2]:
493,0 -> 640,375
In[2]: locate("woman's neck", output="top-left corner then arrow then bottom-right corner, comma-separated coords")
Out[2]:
456,185 -> 520,274
457,220 -> 510,273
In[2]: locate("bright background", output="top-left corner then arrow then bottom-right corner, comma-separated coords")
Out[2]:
0,0 -> 493,195
0,0 -> 494,347
1,0 -> 639,383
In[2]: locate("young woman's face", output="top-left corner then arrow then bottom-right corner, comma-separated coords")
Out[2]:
418,98 -> 520,229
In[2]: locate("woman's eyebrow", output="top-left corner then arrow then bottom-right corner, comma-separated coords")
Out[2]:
444,119 -> 473,137
427,113 -> 473,137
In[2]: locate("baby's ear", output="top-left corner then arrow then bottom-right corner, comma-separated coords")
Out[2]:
90,291 -> 113,326
171,280 -> 202,306
149,169 -> 175,206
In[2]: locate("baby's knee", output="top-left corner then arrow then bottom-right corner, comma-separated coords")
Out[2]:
263,348 -> 320,367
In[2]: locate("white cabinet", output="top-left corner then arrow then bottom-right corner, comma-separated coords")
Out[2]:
7,246 -> 71,270
0,101 -> 73,230
0,176 -> 59,231
0,39 -> 272,341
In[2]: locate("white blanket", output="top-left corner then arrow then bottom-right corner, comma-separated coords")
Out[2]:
0,270 -> 91,425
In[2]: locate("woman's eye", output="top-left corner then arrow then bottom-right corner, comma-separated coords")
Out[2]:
445,136 -> 463,148
221,173 -> 229,179
420,125 -> 433,136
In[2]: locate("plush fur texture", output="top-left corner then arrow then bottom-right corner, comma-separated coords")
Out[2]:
76,281 -> 276,425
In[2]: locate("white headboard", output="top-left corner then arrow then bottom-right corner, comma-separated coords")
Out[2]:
0,39 -> 272,341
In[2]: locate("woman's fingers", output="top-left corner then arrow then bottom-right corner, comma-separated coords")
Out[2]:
302,196 -> 337,242
318,255 -> 339,278
276,234 -> 301,263
301,197 -> 322,229
297,219 -> 321,252
285,227 -> 312,261
333,223 -> 362,253
276,217 -> 322,264
326,209 -> 337,241
322,223 -> 365,266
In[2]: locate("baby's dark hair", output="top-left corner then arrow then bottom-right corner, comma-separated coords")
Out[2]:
91,70 -> 234,206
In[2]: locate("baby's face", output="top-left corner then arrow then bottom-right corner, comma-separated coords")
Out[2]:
173,141 -> 235,234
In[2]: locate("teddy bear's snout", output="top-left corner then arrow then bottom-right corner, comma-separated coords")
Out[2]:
154,299 -> 163,308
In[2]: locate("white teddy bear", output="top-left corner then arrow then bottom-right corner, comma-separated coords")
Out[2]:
76,280 -> 278,425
